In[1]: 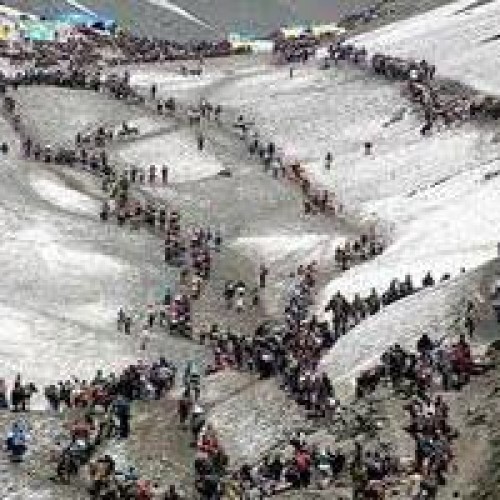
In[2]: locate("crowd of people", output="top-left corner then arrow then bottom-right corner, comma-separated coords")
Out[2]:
202,324 -> 480,499
204,260 -> 340,424
107,200 -> 222,341
0,32 -> 494,500
205,109 -> 352,219
0,359 -> 178,496
353,330 -> 493,499
324,270 -> 454,340
2,29 -> 233,70
112,33 -> 232,64
221,433 -> 347,497
333,234 -> 384,271
272,35 -> 319,64
0,67 -> 229,349
328,41 -> 500,134
0,375 -> 37,413
50,360 -> 176,495
222,278 -> 260,313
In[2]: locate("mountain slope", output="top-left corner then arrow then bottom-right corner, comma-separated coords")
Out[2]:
0,0 -> 377,40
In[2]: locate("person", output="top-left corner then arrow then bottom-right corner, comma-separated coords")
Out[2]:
149,165 -> 156,184
251,287 -> 260,307
113,396 -> 131,439
417,334 -> 433,357
124,315 -> 132,335
11,374 -> 25,412
44,384 -> 60,412
100,201 -> 110,222
422,271 -> 435,287
295,447 -> 312,488
178,391 -> 191,428
214,228 -> 222,251
184,361 -> 201,400
259,264 -> 269,289
191,404 -> 206,444
325,152 -> 332,170
130,166 -> 138,183
224,281 -> 235,309
464,301 -> 476,338
6,421 -> 28,462
164,484 -> 182,500
197,134 -> 204,151
140,327 -> 150,351
162,165 -> 169,184
0,379 -> 8,409
117,308 -> 126,331
235,282 -> 245,313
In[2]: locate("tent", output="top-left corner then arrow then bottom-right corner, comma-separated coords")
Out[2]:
19,20 -> 72,42
20,21 -> 56,42
228,32 -> 257,43
249,40 -> 274,53
228,32 -> 273,53
310,23 -> 345,37
0,5 -> 38,22
55,12 -> 116,32
279,25 -> 308,39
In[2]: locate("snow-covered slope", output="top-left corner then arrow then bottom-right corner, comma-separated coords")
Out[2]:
201,12 -> 500,388
116,129 -> 224,184
353,0 -> 500,95
318,267 -> 484,397
206,54 -> 500,290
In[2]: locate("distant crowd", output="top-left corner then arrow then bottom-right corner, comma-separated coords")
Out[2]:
2,29 -> 232,69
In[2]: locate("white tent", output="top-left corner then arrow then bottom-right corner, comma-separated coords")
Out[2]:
279,25 -> 308,39
0,5 -> 38,21
311,23 -> 346,37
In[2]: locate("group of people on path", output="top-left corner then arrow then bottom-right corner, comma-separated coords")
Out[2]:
50,359 -> 177,497
1,69 -> 229,350
333,233 -> 384,271
3,28 -> 232,70
353,331 -> 492,499
1,34 -> 488,500
110,208 -> 222,341
1,359 -> 179,498
205,260 -> 339,420
325,270 -> 456,341
329,41 -> 500,134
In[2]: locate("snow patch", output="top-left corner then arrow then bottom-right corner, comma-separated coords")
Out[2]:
117,130 -> 223,183
30,174 -> 99,216
318,272 -> 481,398
129,67 -> 218,98
352,0 -> 500,95
232,234 -> 346,266
63,301 -> 118,329
0,302 -> 139,405
1,224 -> 126,279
